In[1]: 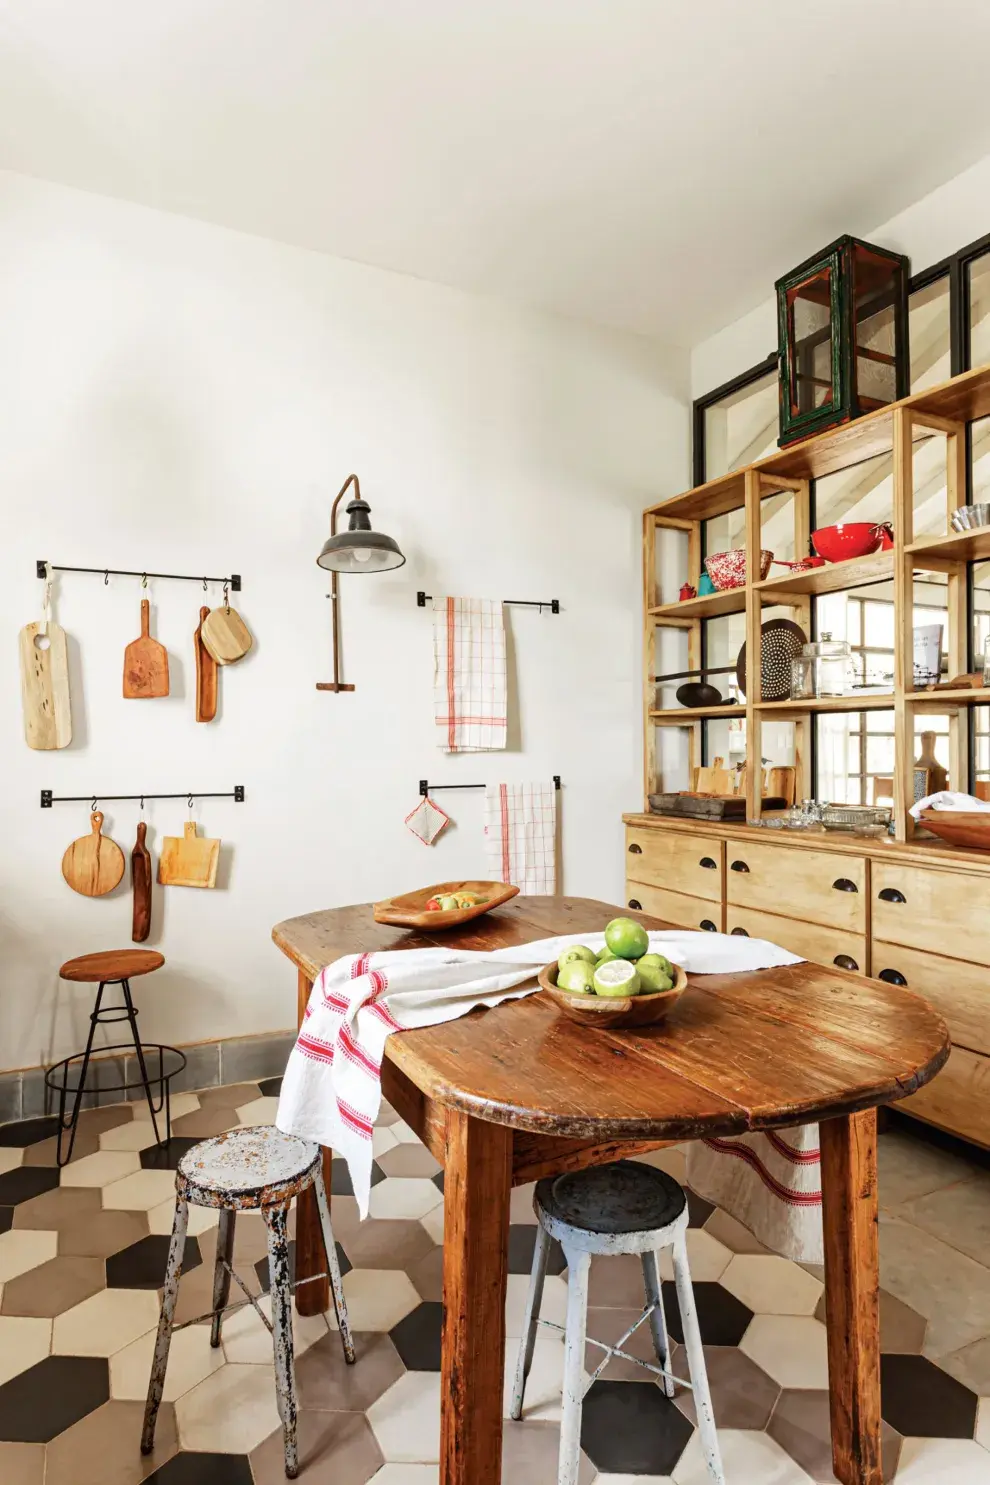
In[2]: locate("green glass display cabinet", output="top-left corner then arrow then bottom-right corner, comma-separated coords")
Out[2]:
775,234 -> 910,447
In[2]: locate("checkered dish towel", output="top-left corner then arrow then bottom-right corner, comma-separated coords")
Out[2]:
433,597 -> 507,752
485,782 -> 556,894
276,930 -> 802,1218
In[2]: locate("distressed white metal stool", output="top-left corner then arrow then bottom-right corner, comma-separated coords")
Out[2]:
511,1160 -> 725,1485
141,1125 -> 353,1479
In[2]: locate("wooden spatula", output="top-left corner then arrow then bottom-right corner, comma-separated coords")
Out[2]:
131,821 -> 153,941
194,606 -> 218,722
61,812 -> 125,897
19,619 -> 72,749
124,599 -> 169,698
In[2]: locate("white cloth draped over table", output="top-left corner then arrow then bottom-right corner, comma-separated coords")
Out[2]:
276,931 -> 822,1255
484,781 -> 557,894
432,596 -> 507,752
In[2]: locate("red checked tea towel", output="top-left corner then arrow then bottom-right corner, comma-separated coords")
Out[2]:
404,795 -> 450,845
485,782 -> 556,894
433,596 -> 507,752
276,930 -> 802,1217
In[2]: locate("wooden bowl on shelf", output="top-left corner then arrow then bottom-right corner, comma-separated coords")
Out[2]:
537,960 -> 688,1030
373,879 -> 518,929
917,812 -> 990,852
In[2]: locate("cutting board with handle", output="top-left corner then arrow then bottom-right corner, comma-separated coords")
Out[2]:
19,620 -> 72,749
201,606 -> 253,666
124,599 -> 169,698
61,812 -> 125,897
694,756 -> 733,795
158,821 -> 220,889
131,821 -> 153,941
194,607 -> 218,722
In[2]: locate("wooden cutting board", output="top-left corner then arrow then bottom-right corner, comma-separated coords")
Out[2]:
131,821 -> 153,941
194,607 -> 218,722
158,821 -> 220,888
19,620 -> 72,749
201,606 -> 253,666
123,599 -> 169,698
61,812 -> 125,897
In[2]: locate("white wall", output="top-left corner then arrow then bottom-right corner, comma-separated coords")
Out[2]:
0,169 -> 688,1073
692,149 -> 990,399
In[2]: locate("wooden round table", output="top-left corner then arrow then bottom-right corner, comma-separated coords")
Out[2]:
273,894 -> 949,1485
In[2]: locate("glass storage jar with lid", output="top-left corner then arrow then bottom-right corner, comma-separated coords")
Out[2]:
792,632 -> 851,699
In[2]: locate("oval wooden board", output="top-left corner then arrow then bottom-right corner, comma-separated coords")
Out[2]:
373,880 -> 519,929
62,812 -> 125,897
538,959 -> 688,1030
201,607 -> 253,665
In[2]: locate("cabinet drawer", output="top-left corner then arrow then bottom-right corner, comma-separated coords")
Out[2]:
626,881 -> 722,934
724,904 -> 867,975
723,839 -> 866,934
871,941 -> 990,1055
898,1047 -> 990,1150
872,861 -> 990,962
625,828 -> 723,902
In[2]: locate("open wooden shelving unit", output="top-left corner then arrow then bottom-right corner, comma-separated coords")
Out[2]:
644,360 -> 990,841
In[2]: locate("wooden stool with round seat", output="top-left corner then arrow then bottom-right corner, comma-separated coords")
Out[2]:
49,949 -> 182,1165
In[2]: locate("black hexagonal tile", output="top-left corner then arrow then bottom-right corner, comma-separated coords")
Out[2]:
139,1137 -> 203,1171
507,1224 -> 566,1276
661,1279 -> 753,1347
686,1188 -> 715,1228
580,1378 -> 693,1474
0,1117 -> 61,1148
330,1157 -> 385,1196
106,1234 -> 202,1290
0,1168 -> 60,1206
0,1207 -> 12,1235
0,1355 -> 109,1442
145,1452 -> 254,1484
389,1300 -> 443,1371
432,1170 -> 444,1194
880,1352 -> 978,1438
258,1077 -> 283,1098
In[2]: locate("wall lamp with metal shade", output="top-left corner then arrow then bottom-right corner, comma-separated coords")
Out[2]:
315,473 -> 405,692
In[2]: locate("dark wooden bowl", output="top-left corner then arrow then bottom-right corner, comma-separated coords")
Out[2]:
373,879 -> 519,929
918,812 -> 990,852
537,959 -> 688,1029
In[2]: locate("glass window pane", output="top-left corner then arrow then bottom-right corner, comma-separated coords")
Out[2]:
974,561 -> 990,666
970,251 -> 990,368
910,276 -> 951,392
867,737 -> 895,774
788,271 -> 833,414
703,369 -> 779,481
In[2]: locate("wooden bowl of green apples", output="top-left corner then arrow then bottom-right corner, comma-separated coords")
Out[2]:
537,918 -> 687,1030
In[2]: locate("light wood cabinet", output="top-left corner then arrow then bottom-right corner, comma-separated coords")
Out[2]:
872,860 -> 990,964
871,941 -> 990,1057
723,839 -> 867,935
725,904 -> 867,975
625,826 -> 723,902
898,1046 -> 990,1150
626,880 -> 722,934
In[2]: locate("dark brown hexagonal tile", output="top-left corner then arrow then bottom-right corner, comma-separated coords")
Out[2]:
1,1255 -> 105,1317
106,1233 -> 202,1289
0,1169 -> 60,1206
295,1331 -> 405,1414
46,1398 -> 178,1484
389,1301 -> 442,1371
330,1159 -> 384,1197
672,1342 -> 779,1428
139,1139 -> 203,1172
258,1077 -> 282,1098
12,1186 -> 101,1234
0,1355 -> 109,1442
661,1278 -> 753,1347
769,1387 -> 902,1481
880,1353 -> 978,1437
0,1119 -> 60,1149
508,1225 -> 565,1277
580,1379 -> 693,1475
144,1454 -> 254,1485
250,1408 -> 382,1485
0,1209 -> 12,1236
57,1207 -> 149,1260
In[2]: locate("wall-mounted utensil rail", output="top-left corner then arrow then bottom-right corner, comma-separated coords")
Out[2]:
41,787 -> 245,808
417,591 -> 558,613
420,776 -> 560,797
38,562 -> 241,590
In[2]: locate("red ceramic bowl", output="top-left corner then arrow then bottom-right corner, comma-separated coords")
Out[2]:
811,523 -> 883,563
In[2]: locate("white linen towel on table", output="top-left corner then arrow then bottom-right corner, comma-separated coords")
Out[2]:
433,596 -> 506,752
276,930 -> 802,1218
485,782 -> 556,894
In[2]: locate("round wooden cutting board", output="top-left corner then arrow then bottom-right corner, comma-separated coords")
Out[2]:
201,607 -> 253,665
61,812 -> 126,897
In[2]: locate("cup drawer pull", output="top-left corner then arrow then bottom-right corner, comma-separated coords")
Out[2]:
730,860 -> 750,873
878,969 -> 907,986
627,899 -> 642,911
699,856 -> 717,869
628,843 -> 643,854
833,954 -> 859,971
878,887 -> 906,903
700,919 -> 717,932
730,926 -> 749,936
832,878 -> 858,893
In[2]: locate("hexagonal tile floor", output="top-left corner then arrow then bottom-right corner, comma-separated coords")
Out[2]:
1,1082 -> 990,1480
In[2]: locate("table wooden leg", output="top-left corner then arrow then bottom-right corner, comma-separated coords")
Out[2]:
441,1109 -> 512,1485
292,969 -> 332,1317
820,1109 -> 882,1485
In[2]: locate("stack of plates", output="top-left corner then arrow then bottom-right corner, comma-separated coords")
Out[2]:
951,503 -> 990,531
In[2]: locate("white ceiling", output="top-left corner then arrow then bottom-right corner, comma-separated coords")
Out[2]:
3,0 -> 990,346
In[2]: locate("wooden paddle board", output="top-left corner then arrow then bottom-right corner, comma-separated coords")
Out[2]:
131,821 -> 153,941
194,606 -> 218,722
201,606 -> 253,666
158,821 -> 220,888
123,599 -> 169,698
61,812 -> 125,897
19,620 -> 72,749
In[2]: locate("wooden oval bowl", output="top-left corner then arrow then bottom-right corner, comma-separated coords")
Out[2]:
373,879 -> 519,929
538,959 -> 688,1030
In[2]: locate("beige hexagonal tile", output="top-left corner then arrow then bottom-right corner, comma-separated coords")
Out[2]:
0,1315 -> 52,1386
102,1169 -> 177,1211
977,1394 -> 990,1450
110,1318 -> 226,1401
672,1427 -> 812,1483
368,1469 -> 438,1485
45,1398 -> 178,1485
0,1149 -> 24,1176
720,1254 -> 824,1315
175,1361 -> 282,1452
0,1442 -> 45,1485
53,1285 -> 161,1356
1,1255 -> 105,1317
657,1229 -> 732,1283
147,1198 -> 219,1238
220,1293 -> 330,1363
894,1438 -> 990,1483
368,1371 -> 441,1463
233,1096 -> 281,1127
369,1178 -> 443,1222
0,1228 -> 58,1283
506,1274 -> 568,1339
388,1121 -> 421,1145
60,1150 -> 142,1188
739,1314 -> 829,1390
420,1204 -> 445,1245
99,1120 -> 168,1153
502,1332 -> 565,1422
329,1269 -> 419,1333
372,1125 -> 399,1158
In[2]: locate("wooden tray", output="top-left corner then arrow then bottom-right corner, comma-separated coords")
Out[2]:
918,811 -> 990,852
537,960 -> 688,1030
373,879 -> 519,929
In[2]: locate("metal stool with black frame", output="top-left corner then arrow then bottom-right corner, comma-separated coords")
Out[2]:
47,949 -> 185,1166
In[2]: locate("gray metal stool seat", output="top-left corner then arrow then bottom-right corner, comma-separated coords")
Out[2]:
511,1160 -> 725,1485
141,1126 -> 353,1479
